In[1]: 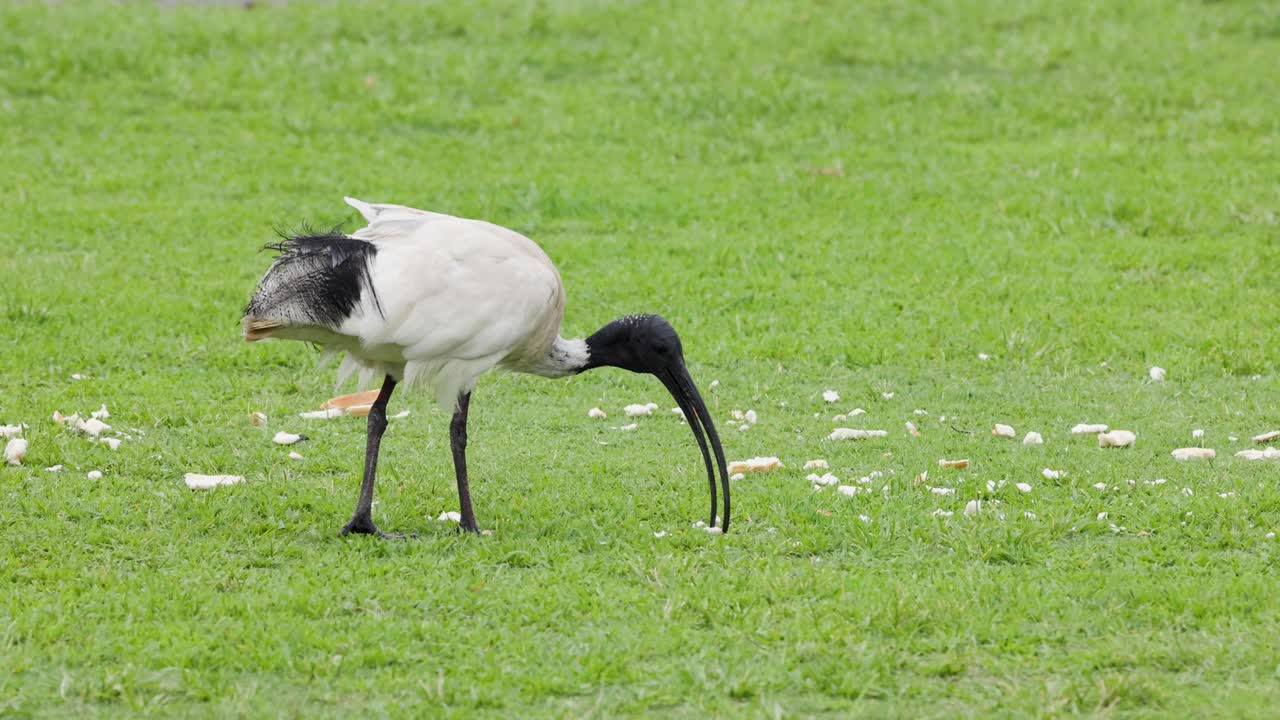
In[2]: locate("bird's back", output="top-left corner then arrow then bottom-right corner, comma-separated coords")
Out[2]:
243,198 -> 566,407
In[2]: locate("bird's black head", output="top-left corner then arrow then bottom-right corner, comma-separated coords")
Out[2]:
582,314 -> 684,374
580,313 -> 730,533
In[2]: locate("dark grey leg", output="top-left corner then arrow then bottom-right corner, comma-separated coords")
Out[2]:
451,391 -> 480,533
340,375 -> 408,539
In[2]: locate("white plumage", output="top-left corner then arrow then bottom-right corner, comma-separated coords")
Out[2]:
243,197 -> 729,536
249,197 -> 586,409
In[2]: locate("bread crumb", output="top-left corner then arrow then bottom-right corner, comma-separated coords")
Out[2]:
54,413 -> 109,436
728,457 -> 783,474
623,403 -> 655,417
1098,430 -> 1136,448
827,428 -> 888,441
4,438 -> 28,465
299,409 -> 344,419
323,390 -> 380,410
184,473 -> 242,489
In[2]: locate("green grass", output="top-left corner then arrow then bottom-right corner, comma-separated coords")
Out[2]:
2,0 -> 1280,716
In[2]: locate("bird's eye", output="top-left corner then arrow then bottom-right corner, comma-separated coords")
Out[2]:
654,343 -> 669,355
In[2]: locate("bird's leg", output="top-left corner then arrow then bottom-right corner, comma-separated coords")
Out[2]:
340,375 -> 409,540
450,391 -> 481,533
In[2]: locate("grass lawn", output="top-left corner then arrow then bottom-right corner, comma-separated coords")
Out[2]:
3,0 -> 1279,716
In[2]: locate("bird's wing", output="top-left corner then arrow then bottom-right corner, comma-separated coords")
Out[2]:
353,218 -> 559,351
344,197 -> 458,243
337,216 -> 564,407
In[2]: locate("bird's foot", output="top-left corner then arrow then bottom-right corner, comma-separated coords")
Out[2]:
455,512 -> 485,535
340,515 -> 416,540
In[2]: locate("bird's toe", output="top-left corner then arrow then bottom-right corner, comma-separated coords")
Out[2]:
339,515 -> 382,537
340,519 -> 416,541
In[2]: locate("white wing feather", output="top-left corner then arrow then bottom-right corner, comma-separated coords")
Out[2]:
344,196 -> 437,222
333,198 -> 565,408
344,196 -> 455,242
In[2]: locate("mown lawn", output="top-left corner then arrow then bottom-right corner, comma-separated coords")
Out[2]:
2,0 -> 1279,716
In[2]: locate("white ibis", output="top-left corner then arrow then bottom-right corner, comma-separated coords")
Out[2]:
242,197 -> 730,536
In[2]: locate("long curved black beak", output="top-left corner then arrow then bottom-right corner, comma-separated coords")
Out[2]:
659,363 -> 730,533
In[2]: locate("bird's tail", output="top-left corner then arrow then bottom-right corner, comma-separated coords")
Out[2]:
241,230 -> 381,342
242,315 -> 286,342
